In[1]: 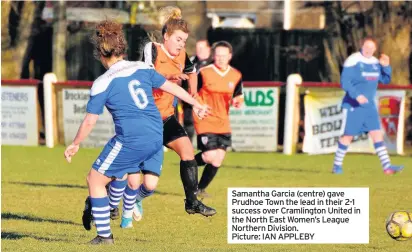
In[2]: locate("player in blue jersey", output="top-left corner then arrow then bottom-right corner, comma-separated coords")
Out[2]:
64,20 -> 209,245
332,37 -> 404,175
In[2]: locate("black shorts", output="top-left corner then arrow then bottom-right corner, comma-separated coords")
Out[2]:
183,106 -> 193,127
197,133 -> 232,151
163,115 -> 188,146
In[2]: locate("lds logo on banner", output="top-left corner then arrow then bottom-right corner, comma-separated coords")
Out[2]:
229,87 -> 279,152
303,91 -> 406,155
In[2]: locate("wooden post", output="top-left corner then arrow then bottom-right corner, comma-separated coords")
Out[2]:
44,73 -> 57,148
404,92 -> 412,153
292,85 -> 301,153
283,74 -> 302,155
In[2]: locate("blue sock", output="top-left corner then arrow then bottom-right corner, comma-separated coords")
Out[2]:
374,141 -> 391,170
334,141 -> 348,167
135,184 -> 154,202
108,179 -> 127,210
122,185 -> 139,218
90,196 -> 111,238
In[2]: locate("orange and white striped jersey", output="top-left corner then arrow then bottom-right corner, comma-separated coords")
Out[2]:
193,64 -> 243,134
142,42 -> 195,119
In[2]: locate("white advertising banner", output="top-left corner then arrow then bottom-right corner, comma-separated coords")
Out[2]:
303,90 -> 406,155
62,89 -> 115,148
230,87 -> 279,152
1,86 -> 39,146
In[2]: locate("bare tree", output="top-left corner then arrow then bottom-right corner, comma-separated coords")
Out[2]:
1,1 -> 37,79
131,0 -> 208,56
52,1 -> 67,81
323,1 -> 411,85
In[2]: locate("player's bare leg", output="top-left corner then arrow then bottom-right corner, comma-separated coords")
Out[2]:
132,173 -> 159,222
369,130 -> 404,174
197,149 -> 226,198
167,137 -> 216,217
120,173 -> 141,229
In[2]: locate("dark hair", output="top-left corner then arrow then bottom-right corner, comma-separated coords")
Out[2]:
162,18 -> 190,36
91,20 -> 127,59
212,41 -> 233,54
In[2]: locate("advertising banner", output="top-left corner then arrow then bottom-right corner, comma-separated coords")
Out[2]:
230,87 -> 279,152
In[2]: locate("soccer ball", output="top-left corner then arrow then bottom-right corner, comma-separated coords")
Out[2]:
385,211 -> 412,241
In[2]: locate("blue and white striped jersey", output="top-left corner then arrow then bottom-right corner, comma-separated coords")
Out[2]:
341,52 -> 391,109
86,60 -> 166,147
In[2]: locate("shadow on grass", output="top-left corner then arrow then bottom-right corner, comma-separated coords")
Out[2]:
7,181 -> 87,189
226,165 -> 321,174
1,231 -> 69,242
188,163 -> 322,174
345,245 -> 381,250
134,238 -> 150,242
172,162 -> 321,174
8,181 -> 181,197
1,212 -> 81,226
154,190 -> 182,197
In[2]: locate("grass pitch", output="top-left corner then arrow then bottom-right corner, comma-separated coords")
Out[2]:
1,146 -> 411,251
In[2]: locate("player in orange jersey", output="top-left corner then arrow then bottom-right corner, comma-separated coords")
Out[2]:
142,11 -> 216,217
106,7 -> 216,220
193,41 -> 244,198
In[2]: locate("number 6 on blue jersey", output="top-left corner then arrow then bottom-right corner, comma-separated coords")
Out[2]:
128,80 -> 149,109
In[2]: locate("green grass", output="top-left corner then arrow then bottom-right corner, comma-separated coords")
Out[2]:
1,146 -> 411,251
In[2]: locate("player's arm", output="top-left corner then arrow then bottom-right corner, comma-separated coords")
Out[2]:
340,65 -> 361,100
72,114 -> 98,146
187,73 -> 197,96
232,77 -> 244,108
65,114 -> 98,163
183,53 -> 197,95
160,81 -> 203,110
150,69 -> 209,119
379,54 -> 391,84
64,81 -> 108,163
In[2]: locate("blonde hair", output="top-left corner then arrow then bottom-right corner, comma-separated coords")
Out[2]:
158,6 -> 182,26
146,6 -> 184,43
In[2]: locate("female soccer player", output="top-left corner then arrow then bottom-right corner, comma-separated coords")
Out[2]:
332,37 -> 404,174
193,41 -> 244,198
106,7 -> 216,224
65,20 -> 209,244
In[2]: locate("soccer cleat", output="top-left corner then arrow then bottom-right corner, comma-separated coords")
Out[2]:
132,201 -> 143,222
82,197 -> 93,231
384,165 -> 404,175
120,217 -> 133,229
185,199 -> 217,217
332,165 -> 343,174
197,189 -> 211,199
89,234 -> 114,245
110,207 -> 119,220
